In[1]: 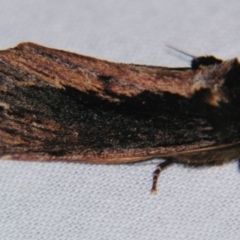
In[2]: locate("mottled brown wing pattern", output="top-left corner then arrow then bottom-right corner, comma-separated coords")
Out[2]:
0,42 -> 240,167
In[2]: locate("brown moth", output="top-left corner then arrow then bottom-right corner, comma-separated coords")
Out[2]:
0,42 -> 240,193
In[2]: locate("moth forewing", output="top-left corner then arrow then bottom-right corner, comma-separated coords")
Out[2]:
0,42 -> 240,192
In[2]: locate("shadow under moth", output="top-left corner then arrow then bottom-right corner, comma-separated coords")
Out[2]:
0,42 -> 240,193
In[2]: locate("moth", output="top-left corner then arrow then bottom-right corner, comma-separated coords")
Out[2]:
0,42 -> 240,193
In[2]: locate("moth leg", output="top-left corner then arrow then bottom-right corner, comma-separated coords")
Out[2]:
151,159 -> 173,194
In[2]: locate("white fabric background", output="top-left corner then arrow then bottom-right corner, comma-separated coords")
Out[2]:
0,0 -> 240,239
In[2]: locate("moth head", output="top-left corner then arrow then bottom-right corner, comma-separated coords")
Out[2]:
191,56 -> 223,70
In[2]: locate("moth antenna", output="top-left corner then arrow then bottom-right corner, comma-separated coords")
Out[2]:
166,44 -> 196,58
